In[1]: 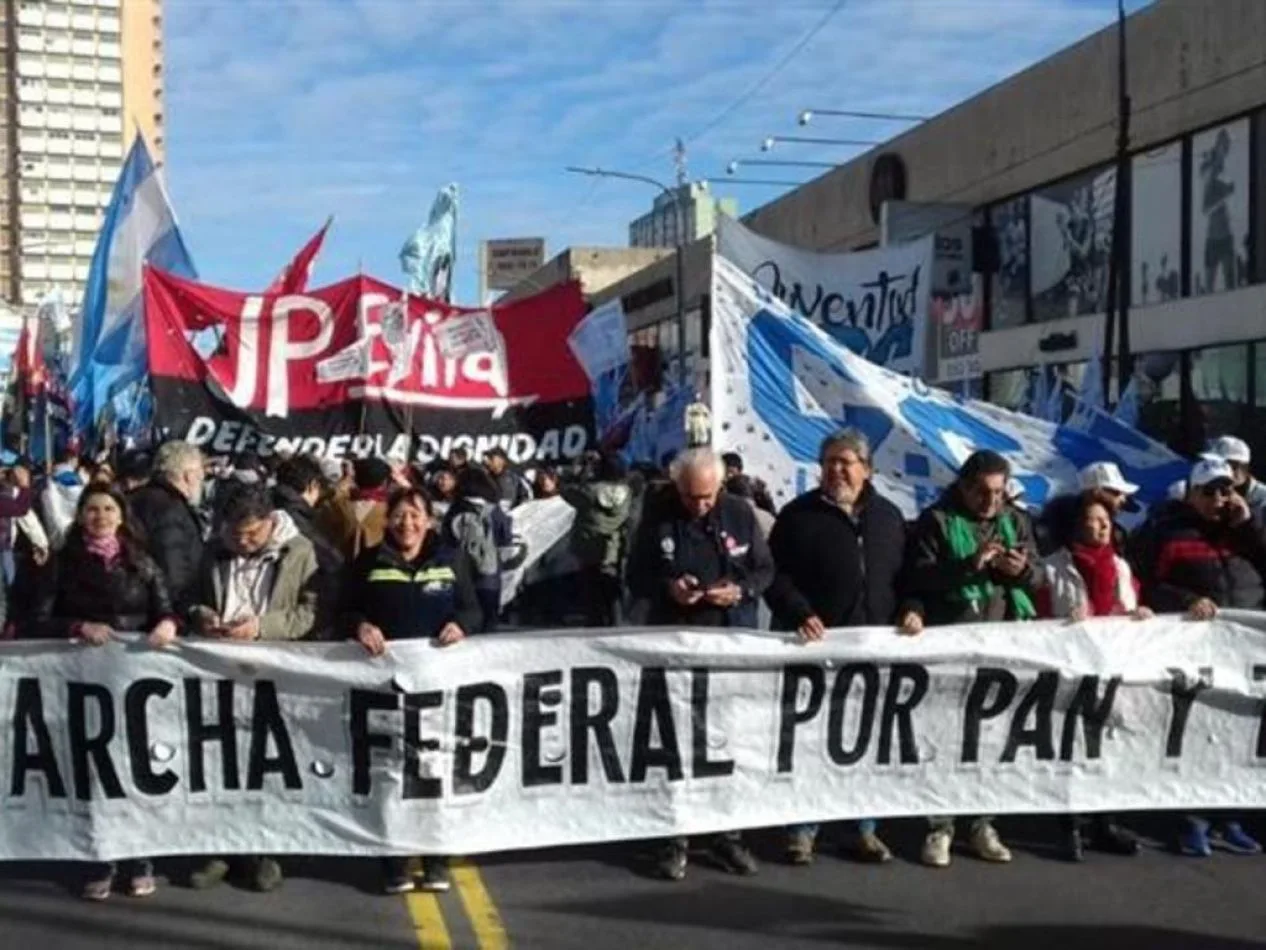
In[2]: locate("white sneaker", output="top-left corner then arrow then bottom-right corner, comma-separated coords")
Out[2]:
969,824 -> 1012,863
921,829 -> 952,868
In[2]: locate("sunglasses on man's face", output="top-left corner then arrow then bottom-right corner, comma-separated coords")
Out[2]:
1199,482 -> 1234,499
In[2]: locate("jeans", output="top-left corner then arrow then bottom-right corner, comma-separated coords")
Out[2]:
788,820 -> 878,838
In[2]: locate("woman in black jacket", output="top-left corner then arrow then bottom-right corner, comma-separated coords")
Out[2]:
344,486 -> 481,896
31,483 -> 178,901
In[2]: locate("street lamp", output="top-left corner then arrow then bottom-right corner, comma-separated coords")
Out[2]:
761,135 -> 878,151
728,159 -> 836,175
565,165 -> 688,389
798,108 -> 929,126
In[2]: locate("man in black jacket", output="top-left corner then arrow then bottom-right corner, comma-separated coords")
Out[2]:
765,428 -> 916,866
128,441 -> 207,615
272,455 -> 344,574
902,450 -> 1039,869
625,447 -> 774,881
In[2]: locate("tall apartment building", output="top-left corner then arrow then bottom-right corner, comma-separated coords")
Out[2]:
0,0 -> 164,311
627,181 -> 737,249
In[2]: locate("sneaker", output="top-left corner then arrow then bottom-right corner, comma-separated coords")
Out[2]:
1062,827 -> 1085,863
252,857 -> 284,893
655,841 -> 688,882
921,829 -> 952,868
786,829 -> 815,866
189,858 -> 230,890
1179,820 -> 1213,857
383,874 -> 415,895
128,874 -> 157,898
1092,822 -> 1140,856
1217,822 -> 1263,855
710,837 -> 758,876
419,860 -> 451,892
856,830 -> 893,864
969,824 -> 1012,863
81,874 -> 113,902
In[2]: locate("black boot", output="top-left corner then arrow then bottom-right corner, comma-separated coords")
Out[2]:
1093,821 -> 1140,856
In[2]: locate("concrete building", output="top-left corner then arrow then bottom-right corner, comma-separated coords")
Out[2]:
736,0 -> 1266,459
498,246 -> 674,306
0,0 -> 164,309
628,181 -> 737,249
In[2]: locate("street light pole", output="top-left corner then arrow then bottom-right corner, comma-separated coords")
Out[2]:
565,166 -> 689,391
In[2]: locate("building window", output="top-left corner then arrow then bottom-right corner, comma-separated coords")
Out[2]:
1131,141 -> 1183,307
1029,165 -> 1115,323
1189,117 -> 1251,296
1134,352 -> 1183,452
1255,110 -> 1266,284
988,195 -> 1028,329
1189,343 -> 1250,448
985,368 -> 1029,411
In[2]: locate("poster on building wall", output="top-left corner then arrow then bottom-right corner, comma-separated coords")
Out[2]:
1029,166 -> 1115,322
989,196 -> 1028,329
1190,118 -> 1251,297
1131,142 -> 1183,307
716,214 -> 932,376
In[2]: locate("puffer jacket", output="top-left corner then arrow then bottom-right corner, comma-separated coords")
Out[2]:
31,535 -> 174,638
195,509 -> 322,640
129,478 -> 206,614
1139,503 -> 1266,612
565,480 -> 632,576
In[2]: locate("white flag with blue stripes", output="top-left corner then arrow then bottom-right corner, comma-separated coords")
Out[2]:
71,136 -> 196,432
710,256 -> 1186,518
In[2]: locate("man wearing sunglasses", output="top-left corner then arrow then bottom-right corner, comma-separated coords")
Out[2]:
1141,456 -> 1266,622
1204,436 -> 1266,523
1138,455 -> 1266,857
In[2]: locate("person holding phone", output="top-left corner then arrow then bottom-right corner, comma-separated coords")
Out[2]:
186,488 -> 322,893
902,450 -> 1041,869
626,447 -> 774,881
1137,456 -> 1266,857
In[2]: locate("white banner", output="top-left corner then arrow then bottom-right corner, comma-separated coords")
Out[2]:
2,614 -> 1266,861
708,255 -> 1186,516
716,214 -> 933,376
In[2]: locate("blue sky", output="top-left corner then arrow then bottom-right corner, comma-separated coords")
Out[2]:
163,0 -> 1150,305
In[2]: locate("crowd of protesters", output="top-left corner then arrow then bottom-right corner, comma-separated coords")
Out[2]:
0,427 -> 1263,898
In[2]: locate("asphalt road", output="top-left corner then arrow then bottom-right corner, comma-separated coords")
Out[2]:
1,817 -> 1264,949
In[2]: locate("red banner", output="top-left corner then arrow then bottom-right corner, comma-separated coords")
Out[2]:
144,267 -> 594,463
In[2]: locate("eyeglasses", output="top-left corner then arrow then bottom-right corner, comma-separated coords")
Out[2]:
1199,483 -> 1234,499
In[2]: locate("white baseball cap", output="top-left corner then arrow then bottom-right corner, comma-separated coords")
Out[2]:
1205,436 -> 1251,465
1005,477 -> 1027,509
1190,456 -> 1236,488
1078,462 -> 1139,495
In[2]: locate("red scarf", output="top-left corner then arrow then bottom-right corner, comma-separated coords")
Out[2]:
1069,541 -> 1120,617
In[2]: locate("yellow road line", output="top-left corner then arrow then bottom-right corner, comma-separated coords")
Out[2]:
452,857 -> 510,950
406,890 -> 453,950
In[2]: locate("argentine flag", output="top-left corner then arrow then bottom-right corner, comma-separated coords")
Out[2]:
71,136 -> 196,433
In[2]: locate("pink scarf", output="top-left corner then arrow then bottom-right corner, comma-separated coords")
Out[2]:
84,533 -> 121,567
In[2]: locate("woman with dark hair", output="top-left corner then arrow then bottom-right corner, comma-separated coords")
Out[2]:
1038,495 -> 1150,862
343,486 -> 482,895
31,483 -> 177,901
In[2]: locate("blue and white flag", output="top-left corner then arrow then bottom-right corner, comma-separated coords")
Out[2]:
1114,375 -> 1141,428
1080,347 -> 1105,411
710,256 -> 1186,518
400,183 -> 458,302
71,136 -> 196,434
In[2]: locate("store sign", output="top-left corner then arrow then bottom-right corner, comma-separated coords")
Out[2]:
481,238 -> 546,293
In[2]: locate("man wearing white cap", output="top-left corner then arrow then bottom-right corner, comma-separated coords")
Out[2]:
1205,436 -> 1266,519
1135,454 -> 1266,857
